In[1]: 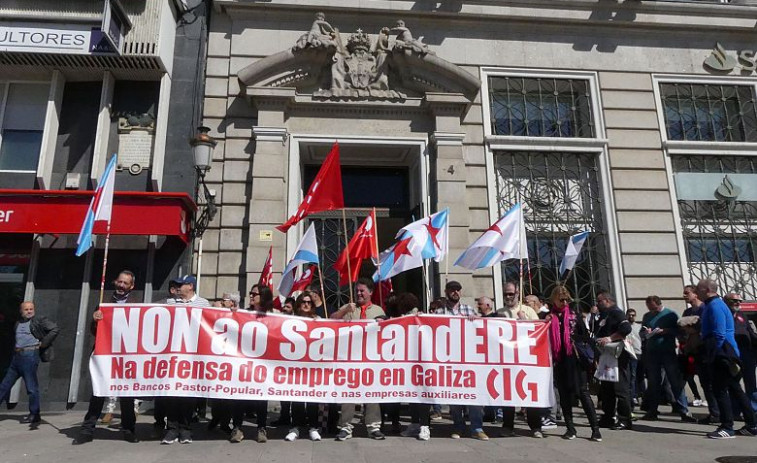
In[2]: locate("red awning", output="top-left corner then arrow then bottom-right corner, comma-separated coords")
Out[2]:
741,302 -> 757,312
0,189 -> 196,243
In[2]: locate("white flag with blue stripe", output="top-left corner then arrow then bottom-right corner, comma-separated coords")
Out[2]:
559,231 -> 589,276
454,203 -> 528,270
75,155 -> 117,256
278,223 -> 320,296
398,208 -> 449,262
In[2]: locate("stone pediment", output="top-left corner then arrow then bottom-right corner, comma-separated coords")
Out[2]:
237,14 -> 480,102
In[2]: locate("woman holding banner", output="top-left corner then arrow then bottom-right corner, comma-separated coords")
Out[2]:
547,285 -> 602,442
283,291 -> 323,442
229,284 -> 275,443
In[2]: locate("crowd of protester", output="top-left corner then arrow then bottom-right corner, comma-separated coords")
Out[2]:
3,269 -> 756,445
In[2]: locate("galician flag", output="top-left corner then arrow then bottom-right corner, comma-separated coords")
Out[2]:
372,230 -> 424,282
454,202 -> 528,269
277,223 -> 320,296
399,208 -> 449,262
559,231 -> 589,275
75,155 -> 117,256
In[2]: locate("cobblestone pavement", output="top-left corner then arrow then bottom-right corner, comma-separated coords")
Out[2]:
0,408 -> 756,463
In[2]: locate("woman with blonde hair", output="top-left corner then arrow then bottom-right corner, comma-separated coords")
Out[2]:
548,285 -> 601,442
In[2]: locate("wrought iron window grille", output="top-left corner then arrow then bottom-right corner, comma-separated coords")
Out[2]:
661,83 -> 757,142
489,76 -> 594,138
672,155 -> 757,299
494,151 -> 611,311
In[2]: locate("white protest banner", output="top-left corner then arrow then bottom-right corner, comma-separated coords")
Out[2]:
90,305 -> 553,407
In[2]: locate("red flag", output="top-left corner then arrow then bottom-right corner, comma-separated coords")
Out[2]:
258,246 -> 274,291
290,264 -> 317,294
378,278 -> 393,311
277,143 -> 344,233
333,210 -> 378,286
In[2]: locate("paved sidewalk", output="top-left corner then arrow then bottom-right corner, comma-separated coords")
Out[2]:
0,409 -> 756,463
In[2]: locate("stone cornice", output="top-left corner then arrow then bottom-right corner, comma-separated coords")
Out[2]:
252,126 -> 288,144
430,132 -> 466,147
215,0 -> 757,33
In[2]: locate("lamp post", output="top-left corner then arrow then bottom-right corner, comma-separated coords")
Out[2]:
190,126 -> 218,292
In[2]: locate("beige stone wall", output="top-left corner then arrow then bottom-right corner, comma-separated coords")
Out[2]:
203,2 -> 756,308
598,72 -> 685,312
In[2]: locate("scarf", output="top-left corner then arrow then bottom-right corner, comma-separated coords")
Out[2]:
549,304 -> 573,361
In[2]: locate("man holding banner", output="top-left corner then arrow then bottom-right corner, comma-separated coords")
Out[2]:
76,270 -> 139,445
162,275 -> 209,445
434,281 -> 487,440
331,278 -> 387,441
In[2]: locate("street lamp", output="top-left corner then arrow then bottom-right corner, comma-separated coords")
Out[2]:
190,126 -> 218,237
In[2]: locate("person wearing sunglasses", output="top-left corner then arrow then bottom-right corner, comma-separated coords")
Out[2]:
283,291 -> 323,442
547,285 -> 601,442
498,282 -> 544,438
228,284 -> 274,444
724,293 -> 757,420
498,282 -> 538,321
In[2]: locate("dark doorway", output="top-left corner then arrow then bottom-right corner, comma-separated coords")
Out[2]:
303,165 -> 424,311
0,234 -> 31,378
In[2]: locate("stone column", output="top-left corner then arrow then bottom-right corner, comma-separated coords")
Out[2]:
246,89 -> 293,297
427,93 -> 477,302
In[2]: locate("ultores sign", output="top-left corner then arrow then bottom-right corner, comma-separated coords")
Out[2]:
704,42 -> 757,73
0,23 -> 116,55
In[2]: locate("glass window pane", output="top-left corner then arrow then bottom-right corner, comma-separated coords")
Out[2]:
3,83 -> 49,131
660,83 -> 757,142
673,154 -> 757,299
494,151 -> 609,312
489,77 -> 594,138
0,130 -> 43,171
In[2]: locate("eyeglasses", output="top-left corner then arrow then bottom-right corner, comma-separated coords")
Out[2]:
302,300 -> 312,304
222,298 -> 231,302
249,292 -> 259,297
560,298 -> 570,302
727,300 -> 742,305
504,292 -> 516,297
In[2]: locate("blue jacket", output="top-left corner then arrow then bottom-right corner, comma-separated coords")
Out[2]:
701,295 -> 740,357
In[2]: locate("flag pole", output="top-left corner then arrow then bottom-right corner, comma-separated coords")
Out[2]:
526,257 -> 534,296
518,203 -> 524,305
98,221 -> 112,304
372,208 -> 384,308
316,262 -> 328,317
314,229 -> 329,317
341,208 -> 354,304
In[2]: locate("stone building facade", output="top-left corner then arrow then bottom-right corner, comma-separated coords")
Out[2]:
202,0 -> 757,313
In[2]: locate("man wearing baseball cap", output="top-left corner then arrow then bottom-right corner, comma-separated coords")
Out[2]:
161,275 -> 209,445
172,275 -> 209,308
434,280 -> 486,440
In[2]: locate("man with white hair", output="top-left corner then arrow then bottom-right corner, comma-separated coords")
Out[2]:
498,282 -> 544,437
476,296 -> 497,317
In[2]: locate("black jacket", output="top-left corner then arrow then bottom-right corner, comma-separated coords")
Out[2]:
16,315 -> 60,362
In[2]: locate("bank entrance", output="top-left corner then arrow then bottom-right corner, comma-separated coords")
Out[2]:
296,140 -> 428,311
